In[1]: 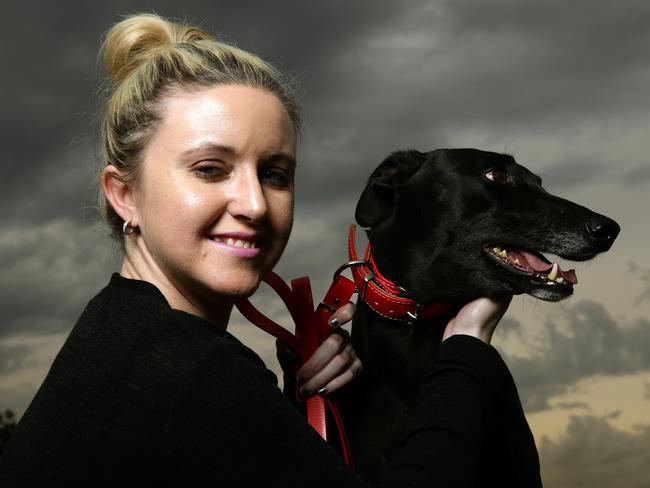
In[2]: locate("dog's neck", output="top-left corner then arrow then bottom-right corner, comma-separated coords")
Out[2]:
351,302 -> 448,406
349,227 -> 454,323
365,232 -> 450,304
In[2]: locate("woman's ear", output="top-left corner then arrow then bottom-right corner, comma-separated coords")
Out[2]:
101,165 -> 139,226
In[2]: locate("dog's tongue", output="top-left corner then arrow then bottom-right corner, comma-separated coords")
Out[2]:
509,249 -> 578,285
561,269 -> 578,284
512,250 -> 552,272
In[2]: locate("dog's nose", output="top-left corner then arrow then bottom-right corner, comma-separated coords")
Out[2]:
586,214 -> 620,250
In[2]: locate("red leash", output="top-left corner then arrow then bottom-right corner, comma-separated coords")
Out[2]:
235,271 -> 357,468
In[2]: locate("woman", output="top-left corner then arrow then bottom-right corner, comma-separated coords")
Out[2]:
0,14 -> 526,486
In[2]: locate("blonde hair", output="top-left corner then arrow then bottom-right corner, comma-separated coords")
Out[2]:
98,13 -> 302,240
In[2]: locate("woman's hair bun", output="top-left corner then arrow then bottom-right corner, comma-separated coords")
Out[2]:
101,13 -> 213,84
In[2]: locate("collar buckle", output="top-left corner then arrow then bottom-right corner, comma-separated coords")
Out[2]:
406,303 -> 424,325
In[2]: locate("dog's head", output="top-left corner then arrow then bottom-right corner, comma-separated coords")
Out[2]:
356,148 -> 620,303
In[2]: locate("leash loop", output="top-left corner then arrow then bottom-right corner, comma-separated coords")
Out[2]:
235,271 -> 356,469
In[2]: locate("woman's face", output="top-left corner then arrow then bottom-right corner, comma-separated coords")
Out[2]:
132,84 -> 296,306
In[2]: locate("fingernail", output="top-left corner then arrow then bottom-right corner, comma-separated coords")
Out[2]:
328,317 -> 339,328
296,375 -> 306,386
317,387 -> 328,396
299,386 -> 310,398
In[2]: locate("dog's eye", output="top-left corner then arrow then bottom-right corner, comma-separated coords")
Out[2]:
485,168 -> 509,185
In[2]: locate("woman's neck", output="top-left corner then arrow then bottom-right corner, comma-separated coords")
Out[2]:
120,253 -> 233,330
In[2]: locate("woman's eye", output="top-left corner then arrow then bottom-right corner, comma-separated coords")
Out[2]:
485,168 -> 509,185
194,162 -> 228,179
260,168 -> 293,189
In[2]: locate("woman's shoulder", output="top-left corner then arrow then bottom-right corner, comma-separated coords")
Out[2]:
70,273 -> 272,385
39,273 -> 252,408
2,275 -> 272,482
23,273 -> 268,435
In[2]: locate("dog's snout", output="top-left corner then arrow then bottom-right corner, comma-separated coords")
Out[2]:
586,214 -> 620,249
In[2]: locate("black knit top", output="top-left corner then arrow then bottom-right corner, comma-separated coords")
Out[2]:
0,274 -> 541,486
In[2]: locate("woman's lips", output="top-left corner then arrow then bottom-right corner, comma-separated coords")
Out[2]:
210,234 -> 261,258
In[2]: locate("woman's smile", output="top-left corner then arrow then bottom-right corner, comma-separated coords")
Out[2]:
209,232 -> 261,258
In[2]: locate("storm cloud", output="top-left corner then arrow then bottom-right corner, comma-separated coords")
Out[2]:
539,415 -> 650,488
1,1 -> 649,485
505,299 -> 650,412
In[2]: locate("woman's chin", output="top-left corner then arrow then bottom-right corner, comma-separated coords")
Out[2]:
225,285 -> 259,300
209,277 -> 262,300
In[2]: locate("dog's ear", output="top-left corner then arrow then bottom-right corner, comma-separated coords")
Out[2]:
355,150 -> 428,228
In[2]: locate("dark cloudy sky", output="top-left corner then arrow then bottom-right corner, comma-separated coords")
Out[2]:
2,1 -> 650,486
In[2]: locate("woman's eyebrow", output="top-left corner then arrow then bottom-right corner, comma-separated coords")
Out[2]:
180,142 -> 236,157
181,142 -> 296,167
262,151 -> 297,168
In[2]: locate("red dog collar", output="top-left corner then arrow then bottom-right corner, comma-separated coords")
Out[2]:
346,224 -> 453,324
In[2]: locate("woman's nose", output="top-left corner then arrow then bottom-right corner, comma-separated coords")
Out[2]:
228,167 -> 267,222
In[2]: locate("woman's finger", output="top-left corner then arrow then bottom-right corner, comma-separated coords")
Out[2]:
298,343 -> 360,397
327,301 -> 356,329
314,358 -> 363,396
296,329 -> 350,383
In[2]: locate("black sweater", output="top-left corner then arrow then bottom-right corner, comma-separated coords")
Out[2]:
0,274 -> 541,486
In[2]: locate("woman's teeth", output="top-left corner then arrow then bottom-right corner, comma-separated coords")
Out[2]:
213,237 -> 258,249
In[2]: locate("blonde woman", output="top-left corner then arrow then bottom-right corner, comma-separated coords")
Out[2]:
0,14 -> 516,486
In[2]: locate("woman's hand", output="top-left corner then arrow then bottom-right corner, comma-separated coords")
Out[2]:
276,302 -> 362,398
442,295 -> 512,344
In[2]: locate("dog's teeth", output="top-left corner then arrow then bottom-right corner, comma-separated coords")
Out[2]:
499,250 -> 507,258
548,262 -> 559,281
514,258 -> 520,265
556,277 -> 564,284
493,247 -> 501,254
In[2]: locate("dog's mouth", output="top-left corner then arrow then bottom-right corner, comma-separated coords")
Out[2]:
484,244 -> 577,294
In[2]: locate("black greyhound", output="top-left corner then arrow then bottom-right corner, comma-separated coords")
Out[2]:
340,148 -> 620,481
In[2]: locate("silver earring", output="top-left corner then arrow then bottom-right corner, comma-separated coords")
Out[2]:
122,220 -> 136,235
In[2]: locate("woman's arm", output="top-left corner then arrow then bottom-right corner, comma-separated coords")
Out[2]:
162,297 -> 514,487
